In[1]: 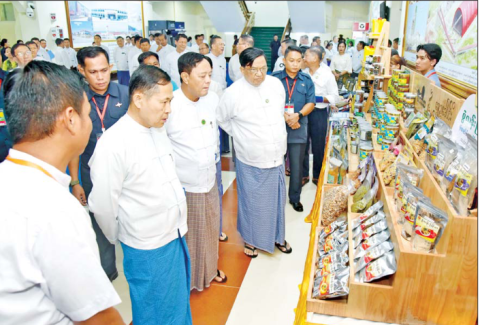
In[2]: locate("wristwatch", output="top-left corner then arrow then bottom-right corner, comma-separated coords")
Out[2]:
70,180 -> 80,188
298,111 -> 304,119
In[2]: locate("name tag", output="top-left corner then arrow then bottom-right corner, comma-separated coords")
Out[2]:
285,102 -> 294,114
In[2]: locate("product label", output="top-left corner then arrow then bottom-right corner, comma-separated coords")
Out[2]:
454,169 -> 473,197
414,215 -> 440,244
323,236 -> 334,253
319,274 -> 331,296
433,153 -> 446,177
321,255 -> 332,267
364,260 -> 382,281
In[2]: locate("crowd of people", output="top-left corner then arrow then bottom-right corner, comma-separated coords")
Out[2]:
0,28 -> 444,324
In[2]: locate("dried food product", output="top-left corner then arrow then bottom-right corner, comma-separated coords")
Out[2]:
352,211 -> 386,238
402,193 -> 430,240
321,186 -> 349,226
312,267 -> 350,299
406,114 -> 427,139
441,146 -> 466,195
410,138 -> 425,155
354,241 -> 394,273
353,219 -> 389,248
355,251 -> 397,283
450,151 -> 478,216
379,151 -> 396,172
404,112 -> 422,129
394,163 -> 424,191
354,229 -> 391,260
353,167 -> 375,203
432,136 -> 458,183
411,115 -> 435,141
318,251 -> 349,269
412,201 -> 448,253
382,163 -> 396,186
328,157 -> 342,184
319,216 -> 347,242
352,177 -> 379,213
352,201 -> 384,230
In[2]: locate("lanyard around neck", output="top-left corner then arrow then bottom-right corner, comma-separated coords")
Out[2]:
425,70 -> 437,79
92,94 -> 110,132
286,77 -> 298,102
6,156 -> 55,180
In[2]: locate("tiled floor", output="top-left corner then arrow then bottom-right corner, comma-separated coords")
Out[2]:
112,154 -> 397,325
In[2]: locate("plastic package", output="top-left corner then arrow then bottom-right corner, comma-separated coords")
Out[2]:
352,201 -> 384,230
321,186 -> 349,226
382,162 -> 396,186
354,241 -> 394,273
328,157 -> 342,184
355,251 -> 397,283
354,229 -> 391,260
450,151 -> 478,216
406,114 -> 427,139
432,136 -> 458,183
353,168 -> 375,203
379,151 -> 396,172
312,267 -> 350,299
412,201 -> 449,253
318,251 -> 349,269
353,219 -> 388,248
352,177 -> 379,213
352,211 -> 386,238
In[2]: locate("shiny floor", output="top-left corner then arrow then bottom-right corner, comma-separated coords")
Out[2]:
112,154 -> 395,325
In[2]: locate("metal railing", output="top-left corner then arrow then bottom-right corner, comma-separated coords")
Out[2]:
281,18 -> 292,41
238,1 -> 250,21
241,11 -> 255,35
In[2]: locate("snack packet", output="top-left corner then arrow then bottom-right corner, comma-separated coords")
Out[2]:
352,201 -> 384,229
397,182 -> 423,225
353,167 -> 375,203
354,241 -> 394,273
352,211 -> 386,237
450,153 -> 478,216
412,201 -> 448,253
353,219 -> 389,248
319,216 -> 347,242
355,251 -> 397,283
379,150 -> 396,172
318,251 -> 349,269
352,176 -> 379,213
406,114 -> 427,139
313,267 -> 350,299
430,135 -> 458,182
354,229 -> 391,260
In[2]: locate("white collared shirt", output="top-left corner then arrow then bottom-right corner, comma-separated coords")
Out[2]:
129,51 -> 141,76
352,49 -> 364,73
88,114 -> 188,250
0,149 -> 121,325
304,64 -> 339,109
127,46 -> 141,65
53,48 -> 70,69
325,49 -> 334,61
166,89 -> 219,193
113,46 -> 129,71
273,55 -> 284,72
207,52 -> 227,90
164,48 -> 191,86
38,47 -> 51,61
330,53 -> 353,73
65,47 -> 78,68
190,43 -> 200,53
158,44 -> 175,65
216,76 -> 287,169
228,53 -> 242,82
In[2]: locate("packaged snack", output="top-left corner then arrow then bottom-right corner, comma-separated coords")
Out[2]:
404,112 -> 422,129
379,150 -> 396,172
411,115 -> 435,141
319,216 -> 347,242
353,168 -> 375,203
450,153 -> 478,216
382,162 -> 397,186
412,201 -> 449,253
395,163 -> 424,189
339,158 -> 348,184
319,231 -> 348,256
406,114 -> 427,139
352,176 -> 379,213
398,181 -> 423,222
318,251 -> 349,269
328,157 -> 342,184
352,211 -> 386,238
432,136 -> 458,183
321,186 -> 349,226
353,219 -> 388,248
352,201 -> 384,230
355,251 -> 397,283
403,194 -> 430,238
312,267 -> 350,299
354,229 -> 391,260
354,241 -> 394,273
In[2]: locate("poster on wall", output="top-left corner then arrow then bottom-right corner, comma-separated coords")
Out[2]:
404,1 -> 477,87
67,1 -> 143,48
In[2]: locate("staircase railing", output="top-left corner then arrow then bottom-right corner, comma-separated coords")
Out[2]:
238,1 -> 250,21
241,11 -> 255,35
281,18 -> 292,41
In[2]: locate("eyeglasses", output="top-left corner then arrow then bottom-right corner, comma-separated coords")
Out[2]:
17,51 -> 32,57
247,66 -> 268,74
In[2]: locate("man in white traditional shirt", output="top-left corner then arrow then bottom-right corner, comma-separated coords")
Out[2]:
53,38 -> 70,69
164,33 -> 190,86
93,34 -> 110,56
125,36 -> 132,47
158,33 -> 175,64
26,41 -> 44,62
153,33 -> 163,54
63,38 -> 78,69
89,65 -> 192,325
303,46 -> 339,186
332,35 -> 339,54
273,38 -> 296,72
128,35 -> 142,65
216,47 -> 291,258
40,39 -> 55,60
351,41 -> 365,78
113,36 -> 130,86
299,35 -> 309,48
206,35 -> 227,90
229,34 -> 254,82
199,43 -> 209,55
0,60 -> 124,325
166,52 -> 227,291
190,34 -> 203,53
129,38 -> 151,76
31,37 -> 50,61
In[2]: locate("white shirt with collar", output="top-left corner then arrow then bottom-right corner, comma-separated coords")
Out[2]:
127,47 -> 141,65
113,46 -> 129,71
273,55 -> 285,72
190,43 -> 200,53
352,49 -> 364,74
128,51 -> 142,76
88,114 -> 188,250
158,44 -> 175,65
98,44 -> 110,57
38,47 -> 51,61
65,47 -> 78,68
53,47 -> 70,69
332,42 -> 339,54
216,76 -> 287,169
330,53 -> 353,73
0,149 -> 121,325
207,52 -> 227,90
166,89 -> 219,193
304,64 -> 339,109
164,48 -> 191,86
325,49 -> 334,61
228,53 -> 242,82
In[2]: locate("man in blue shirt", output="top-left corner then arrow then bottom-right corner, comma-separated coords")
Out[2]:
272,46 -> 315,212
68,46 -> 129,281
416,43 -> 442,88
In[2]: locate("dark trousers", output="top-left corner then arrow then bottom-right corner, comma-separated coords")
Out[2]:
81,164 -> 118,281
287,143 -> 307,203
271,55 -> 279,71
219,127 -> 230,153
303,108 -> 329,180
117,70 -> 130,86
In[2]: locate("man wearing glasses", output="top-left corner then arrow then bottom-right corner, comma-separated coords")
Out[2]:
217,47 -> 292,258
11,43 -> 33,69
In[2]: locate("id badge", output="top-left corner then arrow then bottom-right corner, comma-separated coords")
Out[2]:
285,102 -> 294,114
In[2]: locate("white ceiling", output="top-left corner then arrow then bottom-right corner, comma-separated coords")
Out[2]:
288,1 -> 326,33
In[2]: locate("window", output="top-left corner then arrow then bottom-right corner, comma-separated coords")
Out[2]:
0,3 -> 15,22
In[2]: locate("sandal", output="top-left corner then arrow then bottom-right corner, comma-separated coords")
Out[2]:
214,269 -> 227,283
275,240 -> 293,254
219,232 -> 229,242
302,177 -> 310,186
244,244 -> 258,258
312,178 -> 318,186
285,169 -> 291,176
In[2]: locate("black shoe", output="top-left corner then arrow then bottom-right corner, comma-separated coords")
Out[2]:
221,150 -> 230,154
290,201 -> 304,212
